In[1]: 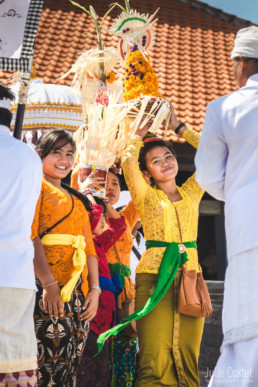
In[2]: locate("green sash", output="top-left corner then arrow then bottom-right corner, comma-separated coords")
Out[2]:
108,263 -> 131,289
96,239 -> 197,355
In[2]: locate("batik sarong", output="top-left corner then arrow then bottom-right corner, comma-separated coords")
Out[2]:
34,278 -> 89,387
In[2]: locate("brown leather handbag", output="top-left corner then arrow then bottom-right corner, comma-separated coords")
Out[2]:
171,203 -> 213,319
178,265 -> 213,318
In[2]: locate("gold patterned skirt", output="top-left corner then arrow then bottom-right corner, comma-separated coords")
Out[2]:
135,272 -> 204,386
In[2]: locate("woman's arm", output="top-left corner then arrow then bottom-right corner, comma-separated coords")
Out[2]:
168,104 -> 204,201
181,128 -> 200,149
95,217 -> 127,252
81,254 -> 100,322
119,200 -> 139,233
32,188 -> 64,319
106,202 -> 121,219
33,237 -> 64,318
121,136 -> 149,208
168,104 -> 200,149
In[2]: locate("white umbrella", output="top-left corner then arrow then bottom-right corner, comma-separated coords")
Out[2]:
10,78 -> 84,131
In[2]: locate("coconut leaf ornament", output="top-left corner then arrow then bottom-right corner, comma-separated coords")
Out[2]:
108,0 -> 172,138
108,0 -> 158,61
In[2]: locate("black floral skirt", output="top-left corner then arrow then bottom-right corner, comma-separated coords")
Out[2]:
34,278 -> 89,387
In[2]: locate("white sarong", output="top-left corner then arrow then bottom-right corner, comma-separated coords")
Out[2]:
0,287 -> 37,372
208,337 -> 258,386
222,248 -> 258,350
209,248 -> 258,386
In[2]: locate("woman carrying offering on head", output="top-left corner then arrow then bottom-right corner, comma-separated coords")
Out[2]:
32,130 -> 99,387
120,108 -> 205,386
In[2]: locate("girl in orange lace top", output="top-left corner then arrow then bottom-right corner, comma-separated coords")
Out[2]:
31,179 -> 96,297
32,130 -> 99,387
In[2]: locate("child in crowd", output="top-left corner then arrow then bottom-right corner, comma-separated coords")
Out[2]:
32,130 -> 99,387
72,168 -> 139,386
76,195 -> 126,387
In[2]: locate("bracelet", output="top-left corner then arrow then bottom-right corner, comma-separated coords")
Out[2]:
81,188 -> 95,196
104,197 -> 110,204
43,280 -> 58,288
91,285 -> 101,295
175,122 -> 186,135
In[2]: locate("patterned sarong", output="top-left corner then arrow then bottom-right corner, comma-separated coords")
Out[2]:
34,277 -> 89,387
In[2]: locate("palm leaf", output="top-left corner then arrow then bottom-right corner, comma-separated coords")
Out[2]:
69,1 -> 90,16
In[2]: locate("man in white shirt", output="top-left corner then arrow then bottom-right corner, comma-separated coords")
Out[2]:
131,220 -> 145,285
195,27 -> 258,386
0,85 -> 42,384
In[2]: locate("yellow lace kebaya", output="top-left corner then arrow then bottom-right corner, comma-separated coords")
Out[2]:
121,128 -> 204,275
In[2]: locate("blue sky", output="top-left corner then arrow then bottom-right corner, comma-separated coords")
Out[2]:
200,0 -> 258,25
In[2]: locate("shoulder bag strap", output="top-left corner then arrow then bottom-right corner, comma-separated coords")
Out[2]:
132,245 -> 141,261
39,192 -> 74,239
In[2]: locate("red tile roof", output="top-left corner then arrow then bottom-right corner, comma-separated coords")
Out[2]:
0,0 -> 254,140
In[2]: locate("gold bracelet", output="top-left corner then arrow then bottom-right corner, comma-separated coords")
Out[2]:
43,280 -> 58,288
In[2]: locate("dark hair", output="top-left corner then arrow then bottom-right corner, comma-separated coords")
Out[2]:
108,168 -> 122,188
0,108 -> 12,128
36,129 -> 76,159
139,140 -> 177,172
61,182 -> 93,214
0,84 -> 15,128
36,130 -> 92,214
93,196 -> 107,214
0,84 -> 15,101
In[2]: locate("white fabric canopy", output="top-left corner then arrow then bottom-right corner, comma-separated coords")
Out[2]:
10,79 -> 84,131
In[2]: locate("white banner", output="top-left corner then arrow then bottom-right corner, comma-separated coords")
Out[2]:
0,0 -> 43,72
0,0 -> 30,59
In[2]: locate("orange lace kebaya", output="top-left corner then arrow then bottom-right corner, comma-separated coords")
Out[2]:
31,179 -> 96,297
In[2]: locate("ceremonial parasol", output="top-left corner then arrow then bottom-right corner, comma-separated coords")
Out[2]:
10,78 -> 84,131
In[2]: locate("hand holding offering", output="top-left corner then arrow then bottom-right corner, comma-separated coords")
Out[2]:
79,170 -> 106,194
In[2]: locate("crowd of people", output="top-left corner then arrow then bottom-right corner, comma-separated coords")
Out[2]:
0,25 -> 258,387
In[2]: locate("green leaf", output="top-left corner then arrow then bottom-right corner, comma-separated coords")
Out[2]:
109,2 -> 127,13
89,5 -> 97,20
101,3 -> 123,25
69,0 -> 91,15
124,0 -> 131,13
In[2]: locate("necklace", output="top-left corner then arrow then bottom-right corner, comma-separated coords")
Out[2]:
170,201 -> 186,254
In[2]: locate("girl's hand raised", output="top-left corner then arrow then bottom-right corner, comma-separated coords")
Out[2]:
134,121 -> 150,140
168,103 -> 181,132
42,283 -> 64,319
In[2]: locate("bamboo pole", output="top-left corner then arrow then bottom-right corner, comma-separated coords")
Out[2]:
13,58 -> 32,139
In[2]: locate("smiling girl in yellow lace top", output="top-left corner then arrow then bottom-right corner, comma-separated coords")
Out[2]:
121,114 -> 205,387
122,131 -> 203,276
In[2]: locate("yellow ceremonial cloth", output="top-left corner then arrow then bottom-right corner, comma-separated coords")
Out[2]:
41,234 -> 86,303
